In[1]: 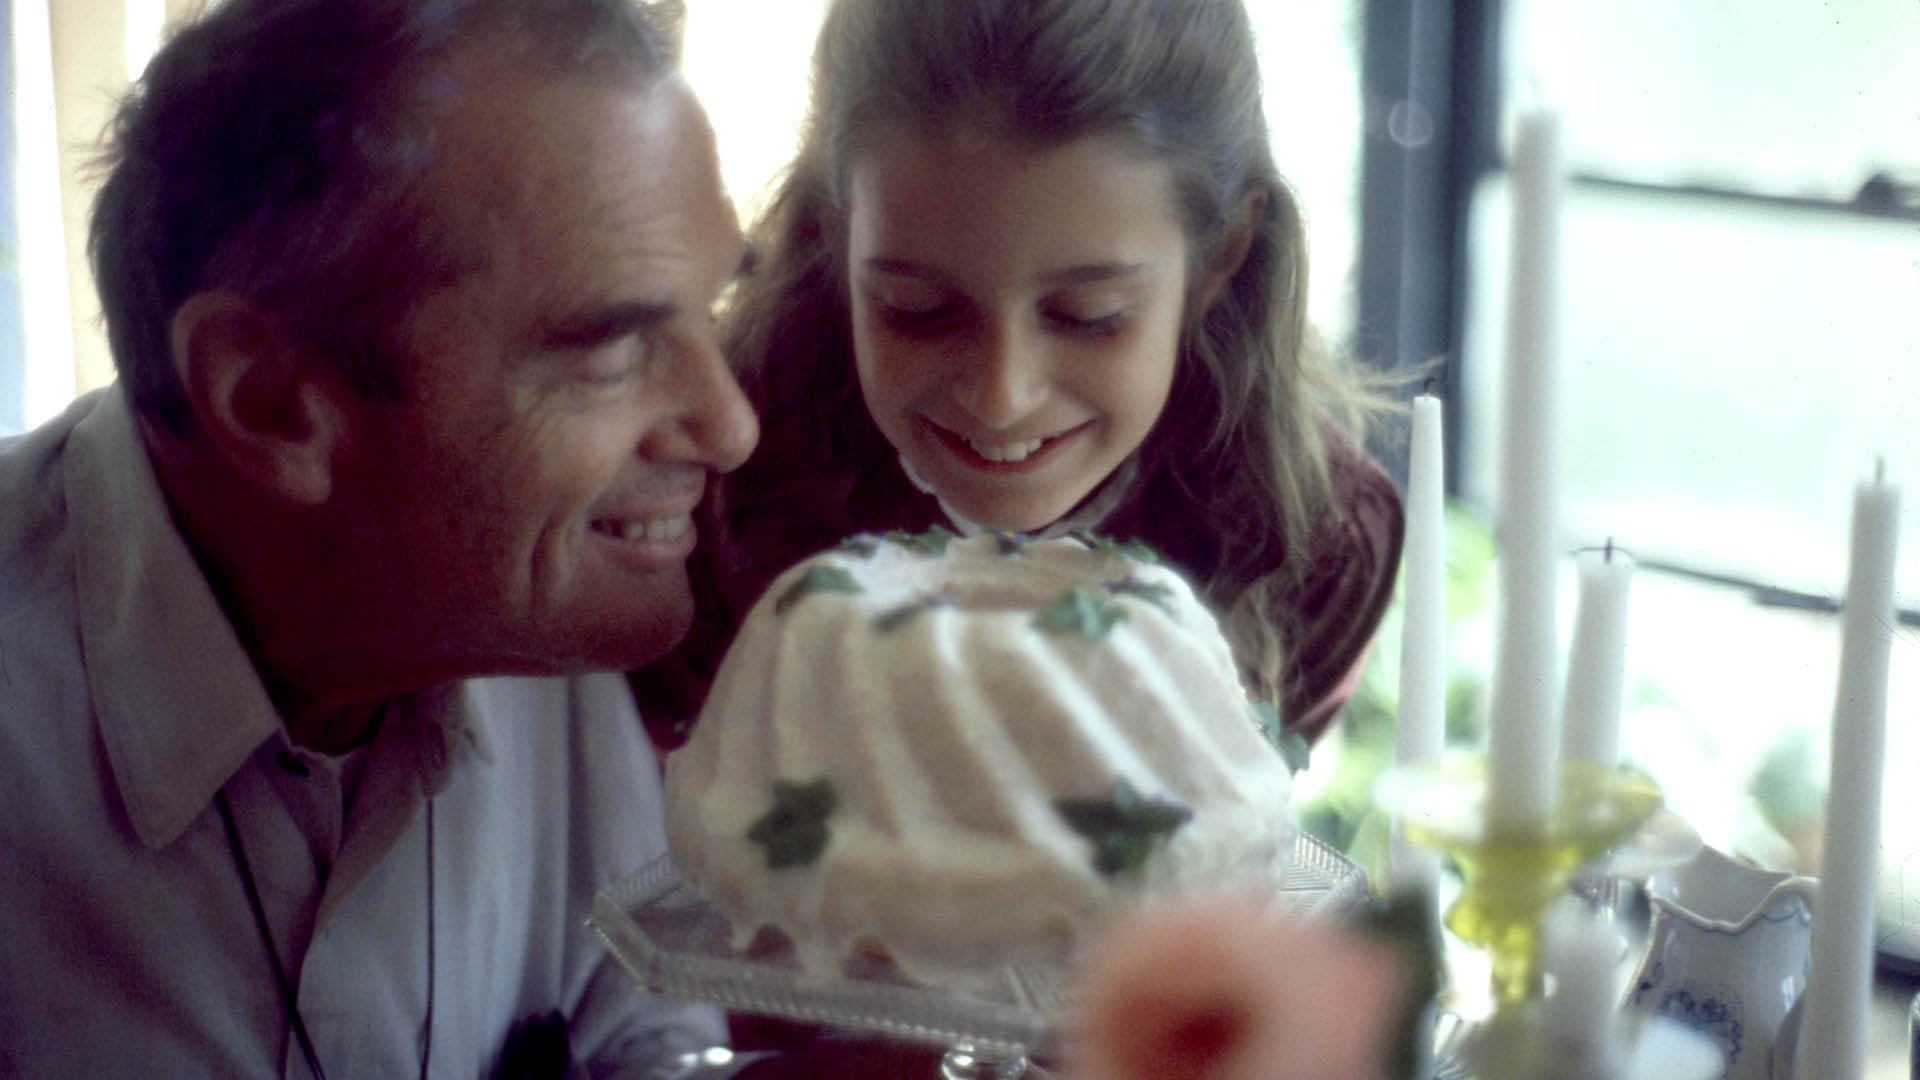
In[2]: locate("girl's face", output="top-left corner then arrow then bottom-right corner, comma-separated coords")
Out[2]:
846,127 -> 1193,532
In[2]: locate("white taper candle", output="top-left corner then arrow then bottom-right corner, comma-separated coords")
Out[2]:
1486,108 -> 1566,834
1561,544 -> 1634,770
1391,392 -> 1447,898
1542,899 -> 1624,1076
1797,462 -> 1902,1080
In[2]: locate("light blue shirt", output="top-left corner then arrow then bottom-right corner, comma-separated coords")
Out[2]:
0,387 -> 728,1077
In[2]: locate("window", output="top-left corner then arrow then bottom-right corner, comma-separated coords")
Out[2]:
1,0 -> 183,436
1455,1 -> 1919,889
1464,0 -> 1920,600
1287,6 -> 1916,945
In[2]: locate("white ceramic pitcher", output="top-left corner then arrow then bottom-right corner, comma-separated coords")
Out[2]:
1622,845 -> 1818,1080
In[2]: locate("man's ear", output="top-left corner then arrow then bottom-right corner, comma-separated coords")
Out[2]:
170,292 -> 345,505
1197,187 -> 1268,309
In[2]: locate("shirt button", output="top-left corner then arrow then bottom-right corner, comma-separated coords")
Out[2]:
275,750 -> 311,777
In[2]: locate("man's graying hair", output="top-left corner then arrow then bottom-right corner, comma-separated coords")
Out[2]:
89,0 -> 685,434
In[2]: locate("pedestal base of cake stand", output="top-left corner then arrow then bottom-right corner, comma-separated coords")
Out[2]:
589,837 -> 1372,1075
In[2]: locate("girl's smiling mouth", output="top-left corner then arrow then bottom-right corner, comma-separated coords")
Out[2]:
921,416 -> 1093,471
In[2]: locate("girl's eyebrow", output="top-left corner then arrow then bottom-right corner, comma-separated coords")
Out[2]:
1038,261 -> 1148,285
864,257 -> 1148,285
862,256 -> 944,281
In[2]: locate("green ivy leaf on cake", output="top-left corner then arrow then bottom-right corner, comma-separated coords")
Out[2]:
1070,528 -> 1159,563
1248,700 -> 1310,773
883,524 -> 957,555
1106,574 -> 1174,613
873,592 -> 954,632
1054,778 -> 1192,875
774,564 -> 861,614
1032,587 -> 1128,637
747,777 -> 838,869
1249,700 -> 1284,745
1279,731 -> 1311,775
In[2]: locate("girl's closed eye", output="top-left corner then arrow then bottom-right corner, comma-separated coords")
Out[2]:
865,278 -> 964,333
1044,292 -> 1133,337
879,298 -> 958,330
1044,304 -> 1128,337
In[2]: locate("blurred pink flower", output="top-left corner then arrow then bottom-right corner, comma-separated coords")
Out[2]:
1067,889 -> 1407,1080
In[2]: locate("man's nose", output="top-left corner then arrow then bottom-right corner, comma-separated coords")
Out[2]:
952,323 -> 1048,430
640,334 -> 759,471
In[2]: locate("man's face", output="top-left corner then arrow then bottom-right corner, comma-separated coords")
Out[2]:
333,63 -> 756,678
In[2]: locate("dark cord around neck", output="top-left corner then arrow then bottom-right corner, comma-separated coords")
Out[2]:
216,785 -> 436,1080
216,788 -> 328,1080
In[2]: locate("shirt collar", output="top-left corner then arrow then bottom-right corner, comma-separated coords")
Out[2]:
387,682 -> 493,797
68,389 -> 282,849
64,389 -> 488,850
897,451 -> 1141,540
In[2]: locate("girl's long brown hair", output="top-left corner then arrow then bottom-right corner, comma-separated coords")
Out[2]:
719,0 -> 1391,698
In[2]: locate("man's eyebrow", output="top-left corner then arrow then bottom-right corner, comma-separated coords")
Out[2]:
538,301 -> 677,350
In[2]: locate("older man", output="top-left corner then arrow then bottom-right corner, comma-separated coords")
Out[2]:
0,0 -> 782,1074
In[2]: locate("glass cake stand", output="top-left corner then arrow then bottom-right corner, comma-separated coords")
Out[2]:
589,832 -> 1373,1076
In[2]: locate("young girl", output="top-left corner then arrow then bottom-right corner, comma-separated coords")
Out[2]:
637,0 -> 1404,749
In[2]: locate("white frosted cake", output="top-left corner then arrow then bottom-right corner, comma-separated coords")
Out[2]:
663,529 -> 1299,990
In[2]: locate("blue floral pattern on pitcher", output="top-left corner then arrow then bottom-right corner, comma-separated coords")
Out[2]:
1626,966 -> 1745,1076
1623,846 -> 1816,1080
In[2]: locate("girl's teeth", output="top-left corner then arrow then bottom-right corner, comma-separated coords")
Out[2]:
613,516 -> 690,541
968,436 -> 1046,462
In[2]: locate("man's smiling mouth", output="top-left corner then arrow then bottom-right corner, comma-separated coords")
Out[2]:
590,515 -> 691,542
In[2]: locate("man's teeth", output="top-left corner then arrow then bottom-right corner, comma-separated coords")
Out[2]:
605,516 -> 690,541
968,436 -> 1046,462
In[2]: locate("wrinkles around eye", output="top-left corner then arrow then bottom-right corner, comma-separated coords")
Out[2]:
557,337 -> 651,391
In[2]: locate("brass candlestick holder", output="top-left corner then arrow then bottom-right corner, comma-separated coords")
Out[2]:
1376,755 -> 1662,1012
